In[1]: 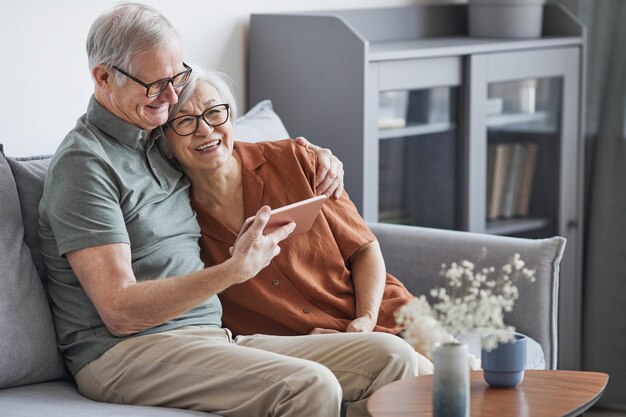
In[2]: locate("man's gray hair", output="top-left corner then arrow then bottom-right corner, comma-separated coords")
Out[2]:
168,64 -> 239,124
86,2 -> 179,85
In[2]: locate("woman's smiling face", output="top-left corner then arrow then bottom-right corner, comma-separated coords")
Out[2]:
164,81 -> 235,174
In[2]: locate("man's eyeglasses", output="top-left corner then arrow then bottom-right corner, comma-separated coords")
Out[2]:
165,104 -> 230,136
112,62 -> 192,98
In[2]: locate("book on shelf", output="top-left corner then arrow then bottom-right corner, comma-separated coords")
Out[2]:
486,143 -> 497,219
486,141 -> 539,221
501,142 -> 526,219
487,143 -> 511,220
515,142 -> 539,217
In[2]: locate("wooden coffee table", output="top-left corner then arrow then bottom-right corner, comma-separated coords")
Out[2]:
367,370 -> 608,417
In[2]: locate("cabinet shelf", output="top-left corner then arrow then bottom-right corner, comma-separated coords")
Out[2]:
486,217 -> 550,236
379,122 -> 455,139
487,111 -> 547,127
487,111 -> 557,133
378,209 -> 412,225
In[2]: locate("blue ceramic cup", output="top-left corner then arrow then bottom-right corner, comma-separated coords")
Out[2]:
481,332 -> 527,387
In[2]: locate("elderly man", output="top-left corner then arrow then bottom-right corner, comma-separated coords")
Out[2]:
39,3 -> 419,417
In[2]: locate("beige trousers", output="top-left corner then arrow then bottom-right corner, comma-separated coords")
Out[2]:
74,327 -> 419,417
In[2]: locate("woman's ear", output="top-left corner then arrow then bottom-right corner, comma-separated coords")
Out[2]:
92,64 -> 113,92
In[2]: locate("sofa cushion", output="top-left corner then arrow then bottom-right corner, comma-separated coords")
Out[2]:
0,380 -> 216,417
0,145 -> 67,388
7,155 -> 52,284
233,100 -> 290,142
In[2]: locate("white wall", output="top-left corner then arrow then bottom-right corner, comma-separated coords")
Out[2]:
0,0 -> 435,157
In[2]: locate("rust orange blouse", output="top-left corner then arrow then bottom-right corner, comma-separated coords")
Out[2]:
192,140 -> 412,336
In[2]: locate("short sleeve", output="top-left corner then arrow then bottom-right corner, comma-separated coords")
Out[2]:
299,147 -> 376,261
321,191 -> 377,262
44,148 -> 129,256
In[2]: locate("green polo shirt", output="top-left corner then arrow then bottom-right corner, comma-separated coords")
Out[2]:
39,96 -> 222,375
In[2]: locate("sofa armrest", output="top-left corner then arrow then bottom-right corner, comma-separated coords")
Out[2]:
368,222 -> 565,370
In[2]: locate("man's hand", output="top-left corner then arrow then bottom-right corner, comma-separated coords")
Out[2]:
229,206 -> 295,282
346,315 -> 376,333
294,136 -> 344,199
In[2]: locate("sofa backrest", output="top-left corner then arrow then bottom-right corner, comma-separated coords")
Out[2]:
0,144 -> 68,389
7,154 -> 53,287
369,222 -> 564,369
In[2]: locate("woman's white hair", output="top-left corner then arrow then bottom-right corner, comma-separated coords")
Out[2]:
86,2 -> 179,85
168,64 -> 239,123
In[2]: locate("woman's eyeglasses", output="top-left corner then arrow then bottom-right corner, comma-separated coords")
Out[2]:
165,104 -> 230,136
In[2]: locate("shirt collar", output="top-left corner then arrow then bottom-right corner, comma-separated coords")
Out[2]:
154,126 -> 174,159
234,141 -> 265,171
86,96 -> 149,149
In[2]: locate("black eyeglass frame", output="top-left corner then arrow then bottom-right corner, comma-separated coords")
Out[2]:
112,62 -> 192,98
165,103 -> 231,136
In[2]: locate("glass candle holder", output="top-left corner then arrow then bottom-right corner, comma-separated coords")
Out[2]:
433,342 -> 470,417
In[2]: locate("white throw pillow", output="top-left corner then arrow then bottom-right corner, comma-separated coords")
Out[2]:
233,100 -> 291,143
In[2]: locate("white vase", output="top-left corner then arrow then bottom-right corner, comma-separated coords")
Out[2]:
433,342 -> 470,417
468,0 -> 546,38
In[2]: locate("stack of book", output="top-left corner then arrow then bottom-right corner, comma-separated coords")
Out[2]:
486,141 -> 538,220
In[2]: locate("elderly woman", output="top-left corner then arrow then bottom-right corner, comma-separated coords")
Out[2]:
163,66 -> 434,372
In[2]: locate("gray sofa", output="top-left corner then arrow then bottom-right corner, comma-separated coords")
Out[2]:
0,102 -> 565,416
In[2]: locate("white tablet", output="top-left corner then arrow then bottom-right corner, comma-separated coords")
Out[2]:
234,195 -> 327,246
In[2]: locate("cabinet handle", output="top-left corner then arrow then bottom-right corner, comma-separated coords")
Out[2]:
567,220 -> 578,230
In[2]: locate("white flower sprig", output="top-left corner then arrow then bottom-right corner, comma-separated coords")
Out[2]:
395,252 -> 536,358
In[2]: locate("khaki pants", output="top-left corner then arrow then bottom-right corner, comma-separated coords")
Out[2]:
75,327 -> 419,417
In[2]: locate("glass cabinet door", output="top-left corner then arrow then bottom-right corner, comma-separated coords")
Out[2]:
468,47 -> 582,371
377,86 -> 460,229
485,77 -> 562,237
